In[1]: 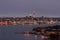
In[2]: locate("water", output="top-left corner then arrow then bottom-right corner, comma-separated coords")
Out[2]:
0,24 -> 60,40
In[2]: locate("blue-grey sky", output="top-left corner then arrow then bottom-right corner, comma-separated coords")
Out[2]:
0,0 -> 60,17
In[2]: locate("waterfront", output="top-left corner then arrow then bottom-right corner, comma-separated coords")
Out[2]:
0,24 -> 60,40
1,0 -> 60,40
0,24 -> 40,40
0,16 -> 60,25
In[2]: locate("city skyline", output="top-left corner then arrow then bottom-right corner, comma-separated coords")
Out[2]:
0,0 -> 60,17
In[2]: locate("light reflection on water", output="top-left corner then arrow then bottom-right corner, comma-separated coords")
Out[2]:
0,24 -> 59,40
24,34 -> 37,40
24,33 -> 43,40
24,34 -> 30,40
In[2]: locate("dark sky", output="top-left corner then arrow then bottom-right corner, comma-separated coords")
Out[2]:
0,0 -> 60,17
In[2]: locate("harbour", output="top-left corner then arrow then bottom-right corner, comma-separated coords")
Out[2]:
0,24 -> 60,40
0,0 -> 60,40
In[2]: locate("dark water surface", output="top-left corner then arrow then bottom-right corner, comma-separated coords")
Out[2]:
0,24 -> 60,40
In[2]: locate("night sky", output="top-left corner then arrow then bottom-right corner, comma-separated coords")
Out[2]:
0,0 -> 60,17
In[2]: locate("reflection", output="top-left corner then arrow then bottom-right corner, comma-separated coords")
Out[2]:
24,32 -> 47,40
24,33 -> 30,37
24,32 -> 30,40
41,35 -> 45,40
35,35 -> 38,40
24,31 -> 30,37
40,34 -> 48,40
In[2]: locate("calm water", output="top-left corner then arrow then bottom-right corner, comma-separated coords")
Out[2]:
0,24 -> 60,40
